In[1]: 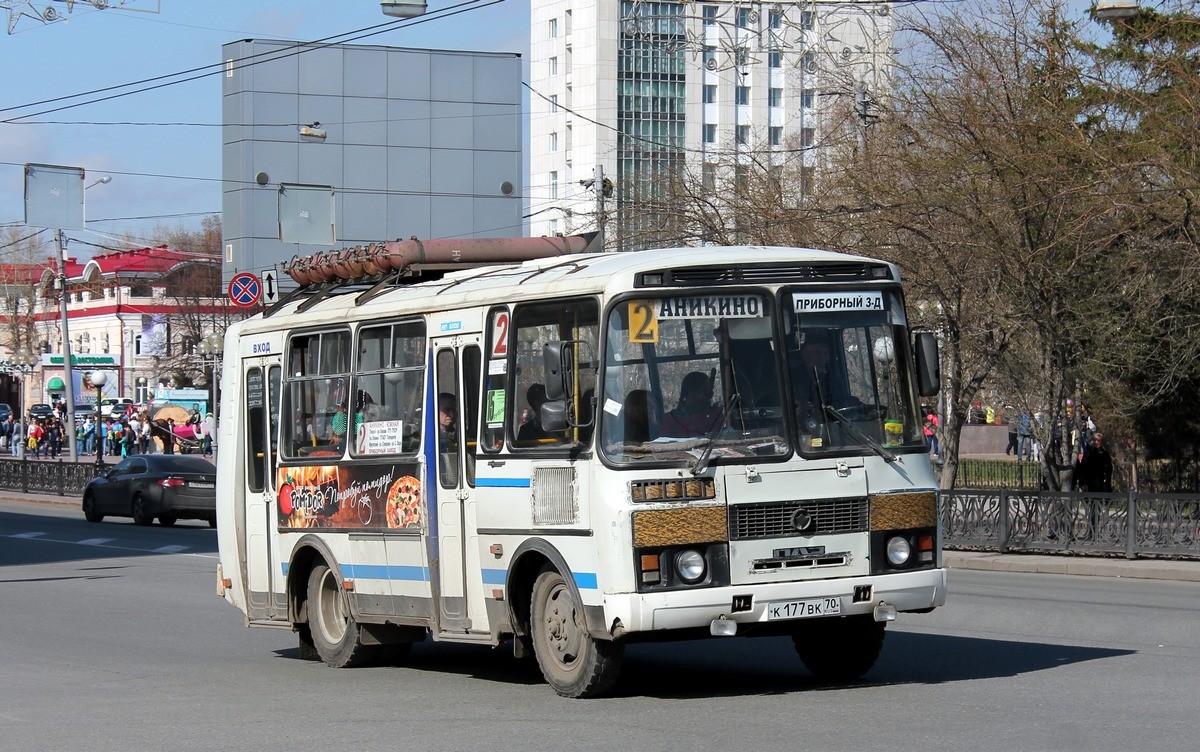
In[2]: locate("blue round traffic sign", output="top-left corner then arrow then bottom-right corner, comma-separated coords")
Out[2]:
229,272 -> 262,308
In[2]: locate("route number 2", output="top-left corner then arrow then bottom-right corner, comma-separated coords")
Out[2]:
491,311 -> 509,357
628,301 -> 659,344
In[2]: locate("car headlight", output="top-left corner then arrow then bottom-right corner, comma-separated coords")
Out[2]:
886,536 -> 911,566
675,549 -> 707,583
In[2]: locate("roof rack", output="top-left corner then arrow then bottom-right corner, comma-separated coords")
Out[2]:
264,232 -> 599,318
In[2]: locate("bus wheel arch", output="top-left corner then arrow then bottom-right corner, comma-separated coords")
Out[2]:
505,538 -> 577,643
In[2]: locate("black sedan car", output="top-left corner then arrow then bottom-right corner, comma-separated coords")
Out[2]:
82,455 -> 216,527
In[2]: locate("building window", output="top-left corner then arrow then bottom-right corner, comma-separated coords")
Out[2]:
703,84 -> 717,104
133,334 -> 142,356
800,165 -> 815,195
802,51 -> 816,72
801,127 -> 816,148
769,51 -> 781,69
768,88 -> 782,107
550,94 -> 559,113
703,48 -> 716,70
734,165 -> 748,190
703,5 -> 717,25
702,163 -> 716,192
769,9 -> 782,29
550,132 -> 558,151
549,219 -> 559,235
549,171 -> 558,199
770,126 -> 783,146
549,17 -> 558,38
549,57 -> 558,76
704,123 -> 717,144
736,125 -> 750,145
736,7 -> 752,28
801,88 -> 815,109
736,85 -> 750,105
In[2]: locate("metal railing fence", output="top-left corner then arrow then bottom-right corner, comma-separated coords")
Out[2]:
0,457 -> 100,497
942,489 -> 1200,560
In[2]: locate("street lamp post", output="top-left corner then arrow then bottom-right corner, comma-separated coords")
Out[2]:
90,370 -> 107,472
8,347 -> 40,460
199,333 -> 223,416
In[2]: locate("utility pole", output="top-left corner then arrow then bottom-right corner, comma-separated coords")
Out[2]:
55,229 -> 78,462
583,164 -> 613,251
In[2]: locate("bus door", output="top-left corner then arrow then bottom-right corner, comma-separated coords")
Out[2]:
241,357 -> 284,621
431,336 -> 488,635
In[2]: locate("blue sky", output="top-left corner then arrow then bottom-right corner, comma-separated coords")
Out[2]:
0,0 -> 529,252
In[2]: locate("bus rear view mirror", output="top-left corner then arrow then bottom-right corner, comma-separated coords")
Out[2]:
914,332 -> 939,397
543,342 -> 570,401
541,400 -> 569,432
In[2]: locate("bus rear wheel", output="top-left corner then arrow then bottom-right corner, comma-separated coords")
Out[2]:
792,614 -> 886,682
306,563 -> 379,668
530,570 -> 623,698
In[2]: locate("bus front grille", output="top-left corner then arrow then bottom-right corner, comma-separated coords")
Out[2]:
729,498 -> 869,540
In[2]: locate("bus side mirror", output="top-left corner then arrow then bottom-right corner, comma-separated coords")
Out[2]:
914,332 -> 939,397
541,400 -> 569,432
543,341 -> 571,401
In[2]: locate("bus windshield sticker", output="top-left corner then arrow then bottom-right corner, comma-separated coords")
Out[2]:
792,291 -> 884,313
604,398 -> 622,417
654,295 -> 764,319
355,420 -> 405,456
485,389 -> 506,426
488,358 -> 507,375
628,301 -> 660,343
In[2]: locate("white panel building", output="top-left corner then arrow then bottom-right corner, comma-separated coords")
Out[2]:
528,1 -> 893,244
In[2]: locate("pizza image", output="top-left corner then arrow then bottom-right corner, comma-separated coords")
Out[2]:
385,475 -> 421,529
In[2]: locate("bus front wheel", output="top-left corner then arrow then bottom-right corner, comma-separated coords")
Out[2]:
529,570 -> 623,698
792,614 -> 886,682
306,563 -> 379,668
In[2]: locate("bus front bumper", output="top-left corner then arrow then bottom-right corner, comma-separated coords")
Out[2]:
601,567 -> 947,635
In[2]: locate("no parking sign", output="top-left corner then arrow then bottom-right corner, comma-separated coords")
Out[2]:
228,272 -> 262,308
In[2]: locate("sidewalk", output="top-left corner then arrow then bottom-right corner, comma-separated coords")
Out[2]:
944,550 -> 1200,583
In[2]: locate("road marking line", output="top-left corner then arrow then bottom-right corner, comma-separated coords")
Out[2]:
1,533 -> 217,559
153,545 -> 189,554
77,538 -> 115,546
12,532 -> 45,538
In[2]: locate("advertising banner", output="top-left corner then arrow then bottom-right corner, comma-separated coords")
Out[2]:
276,461 -> 422,531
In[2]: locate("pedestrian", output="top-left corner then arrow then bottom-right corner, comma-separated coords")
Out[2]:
201,411 -> 216,457
162,418 -> 177,454
1074,432 -> 1113,492
1017,412 -> 1033,461
46,418 -> 62,459
923,407 -> 940,458
121,422 -> 136,457
140,415 -> 152,454
1004,407 -> 1018,456
10,416 -> 23,457
128,413 -> 141,452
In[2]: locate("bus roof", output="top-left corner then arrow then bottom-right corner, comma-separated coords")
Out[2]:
238,245 -> 896,335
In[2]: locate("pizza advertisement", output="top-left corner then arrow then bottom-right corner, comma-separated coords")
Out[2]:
276,462 -> 422,531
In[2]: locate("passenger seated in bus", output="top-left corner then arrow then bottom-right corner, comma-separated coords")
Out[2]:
438,393 -> 457,450
623,389 -> 655,444
329,402 -> 348,445
517,383 -> 553,444
659,372 -> 723,438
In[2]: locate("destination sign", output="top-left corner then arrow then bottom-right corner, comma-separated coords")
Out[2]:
792,291 -> 884,313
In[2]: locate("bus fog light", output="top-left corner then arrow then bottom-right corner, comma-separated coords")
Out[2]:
675,549 -> 706,583
886,536 -> 911,566
873,602 -> 897,622
710,616 -> 737,636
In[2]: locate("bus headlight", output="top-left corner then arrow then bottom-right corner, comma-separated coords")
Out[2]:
886,536 -> 912,566
675,549 -> 707,583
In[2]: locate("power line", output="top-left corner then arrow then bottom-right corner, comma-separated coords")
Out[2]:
0,0 -> 507,123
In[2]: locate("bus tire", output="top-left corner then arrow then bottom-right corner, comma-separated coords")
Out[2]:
530,570 -> 623,698
792,615 -> 886,682
306,563 -> 379,668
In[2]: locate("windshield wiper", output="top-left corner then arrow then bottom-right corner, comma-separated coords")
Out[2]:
822,404 -> 898,462
691,393 -> 742,476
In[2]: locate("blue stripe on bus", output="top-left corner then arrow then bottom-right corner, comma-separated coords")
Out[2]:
279,562 -> 430,581
481,568 -> 598,590
475,477 -> 532,488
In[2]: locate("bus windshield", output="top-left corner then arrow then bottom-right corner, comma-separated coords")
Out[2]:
600,288 -> 925,466
785,288 -> 924,455
601,292 -> 790,465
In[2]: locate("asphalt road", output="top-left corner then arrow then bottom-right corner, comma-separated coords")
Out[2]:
2,500 -> 1198,752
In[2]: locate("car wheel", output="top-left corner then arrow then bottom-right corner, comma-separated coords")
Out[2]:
306,563 -> 379,668
131,494 -> 153,526
159,514 -> 177,527
530,569 -> 624,698
82,493 -> 104,523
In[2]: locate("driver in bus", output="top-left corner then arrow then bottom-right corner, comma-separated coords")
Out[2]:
659,371 -> 723,438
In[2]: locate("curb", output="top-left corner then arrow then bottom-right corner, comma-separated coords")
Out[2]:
943,551 -> 1200,583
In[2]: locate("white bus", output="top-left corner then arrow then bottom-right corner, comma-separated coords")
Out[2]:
215,237 -> 946,697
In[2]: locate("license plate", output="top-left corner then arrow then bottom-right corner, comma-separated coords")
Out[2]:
190,482 -> 215,489
767,597 -> 841,621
